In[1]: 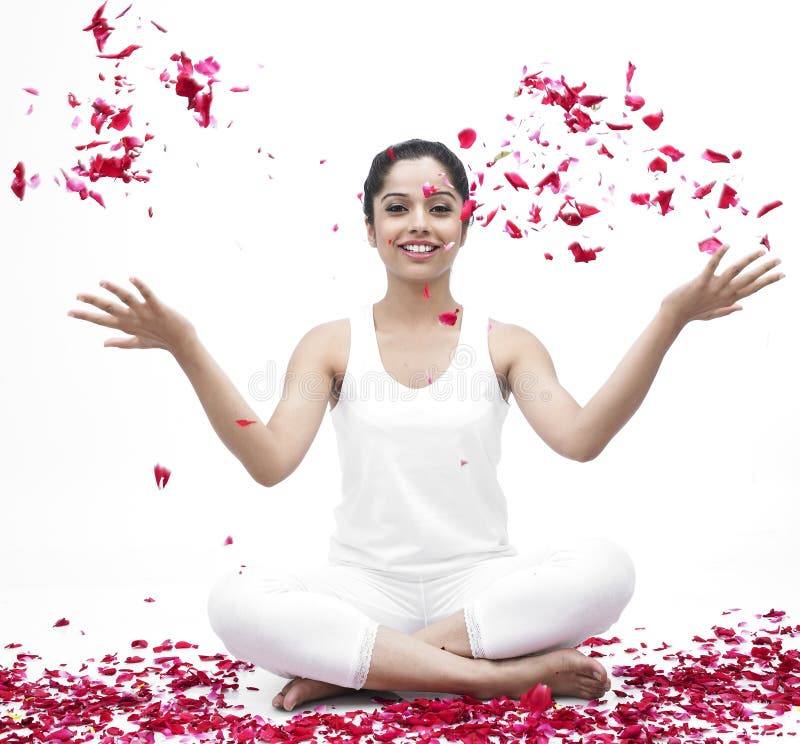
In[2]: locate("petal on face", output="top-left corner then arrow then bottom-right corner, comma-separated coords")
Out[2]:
457,128 -> 477,148
422,182 -> 438,198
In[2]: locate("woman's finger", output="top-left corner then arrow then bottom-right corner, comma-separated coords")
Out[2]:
129,276 -> 157,303
732,265 -> 785,300
103,336 -> 144,349
99,279 -> 139,307
75,291 -> 127,317
67,308 -> 120,329
702,243 -> 731,279
722,249 -> 771,282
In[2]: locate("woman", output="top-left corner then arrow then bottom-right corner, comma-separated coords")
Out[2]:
68,139 -> 784,713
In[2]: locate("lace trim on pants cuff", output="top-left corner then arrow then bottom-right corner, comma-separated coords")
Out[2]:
352,619 -> 380,690
463,603 -> 486,659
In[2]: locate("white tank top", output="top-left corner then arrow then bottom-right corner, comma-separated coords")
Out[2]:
327,302 -> 518,579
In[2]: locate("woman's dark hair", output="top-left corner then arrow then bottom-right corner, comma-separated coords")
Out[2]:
363,138 -> 473,226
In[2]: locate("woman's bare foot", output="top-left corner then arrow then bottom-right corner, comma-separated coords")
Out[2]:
272,677 -> 355,712
477,648 -> 611,701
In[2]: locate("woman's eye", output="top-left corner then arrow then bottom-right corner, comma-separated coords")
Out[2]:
432,205 -> 452,213
386,205 -> 405,212
385,204 -> 452,213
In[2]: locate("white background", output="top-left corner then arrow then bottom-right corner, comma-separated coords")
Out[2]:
1,0 -> 797,708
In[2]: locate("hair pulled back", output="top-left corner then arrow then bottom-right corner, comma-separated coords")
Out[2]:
362,139 -> 472,226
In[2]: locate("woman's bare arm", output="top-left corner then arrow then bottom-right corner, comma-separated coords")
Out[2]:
68,277 -> 334,487
506,245 -> 784,461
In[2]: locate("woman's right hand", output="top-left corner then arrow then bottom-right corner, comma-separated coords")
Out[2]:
68,277 -> 196,354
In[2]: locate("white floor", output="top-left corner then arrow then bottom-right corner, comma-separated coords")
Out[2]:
2,534 -> 799,741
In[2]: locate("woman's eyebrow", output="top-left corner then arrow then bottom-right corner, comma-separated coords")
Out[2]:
380,190 -> 457,202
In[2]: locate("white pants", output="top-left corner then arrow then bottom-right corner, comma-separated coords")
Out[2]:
207,536 -> 635,690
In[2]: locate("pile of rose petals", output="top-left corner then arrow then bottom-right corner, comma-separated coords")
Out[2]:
459,62 -> 783,260
2,608 -> 798,743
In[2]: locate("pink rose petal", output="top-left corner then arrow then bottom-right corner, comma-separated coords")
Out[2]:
642,110 -> 664,130
53,618 -> 70,628
699,236 -> 723,254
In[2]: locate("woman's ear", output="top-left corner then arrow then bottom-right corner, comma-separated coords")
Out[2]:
365,218 -> 377,247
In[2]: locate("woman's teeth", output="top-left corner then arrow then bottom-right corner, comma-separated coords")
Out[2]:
401,244 -> 437,253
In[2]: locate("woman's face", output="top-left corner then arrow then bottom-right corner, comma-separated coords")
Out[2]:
365,156 -> 468,272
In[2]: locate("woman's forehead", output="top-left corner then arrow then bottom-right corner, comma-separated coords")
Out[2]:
381,157 -> 449,187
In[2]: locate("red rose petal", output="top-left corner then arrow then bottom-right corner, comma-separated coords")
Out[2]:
756,200 -> 782,218
457,127 -> 477,148
150,20 -> 168,33
503,171 -> 529,190
154,462 -> 171,489
626,60 -> 636,90
702,148 -> 730,163
97,44 -> 141,59
718,183 -> 739,209
699,236 -> 723,254
11,161 -> 26,201
642,110 -> 664,130
460,199 -> 477,222
423,283 -> 429,299
53,618 -> 70,628
648,156 -> 668,173
624,94 -> 645,111
386,147 -> 395,160
236,419 -> 257,427
223,536 -> 233,546
658,144 -> 684,161
438,310 -> 460,326
230,86 -> 250,92
504,219 -> 523,238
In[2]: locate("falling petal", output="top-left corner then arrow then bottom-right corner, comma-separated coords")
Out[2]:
459,459 -> 468,466
756,200 -> 782,218
457,127 -> 477,148
482,207 -> 498,227
332,224 -> 339,232
23,87 -> 39,96
386,147 -> 395,160
150,20 -> 168,32
503,171 -> 529,191
11,162 -> 26,201
651,189 -> 674,215
718,183 -> 739,209
437,171 -> 453,187
195,57 -> 221,77
422,182 -> 438,198
230,86 -> 250,92
760,234 -> 771,250
626,61 -> 636,90
97,44 -> 141,59
699,236 -> 723,254
154,463 -> 171,489
648,156 -> 668,173
702,148 -> 730,164
460,199 -> 477,222
658,144 -> 684,161
606,122 -> 633,131
53,618 -> 70,628
223,536 -> 233,546
624,94 -> 645,111
693,181 -> 716,199
115,3 -> 132,18
642,111 -> 664,130
443,241 -> 455,251
504,219 -> 522,238
597,143 -> 614,158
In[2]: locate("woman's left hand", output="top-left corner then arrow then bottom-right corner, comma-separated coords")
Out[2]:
661,244 -> 784,325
